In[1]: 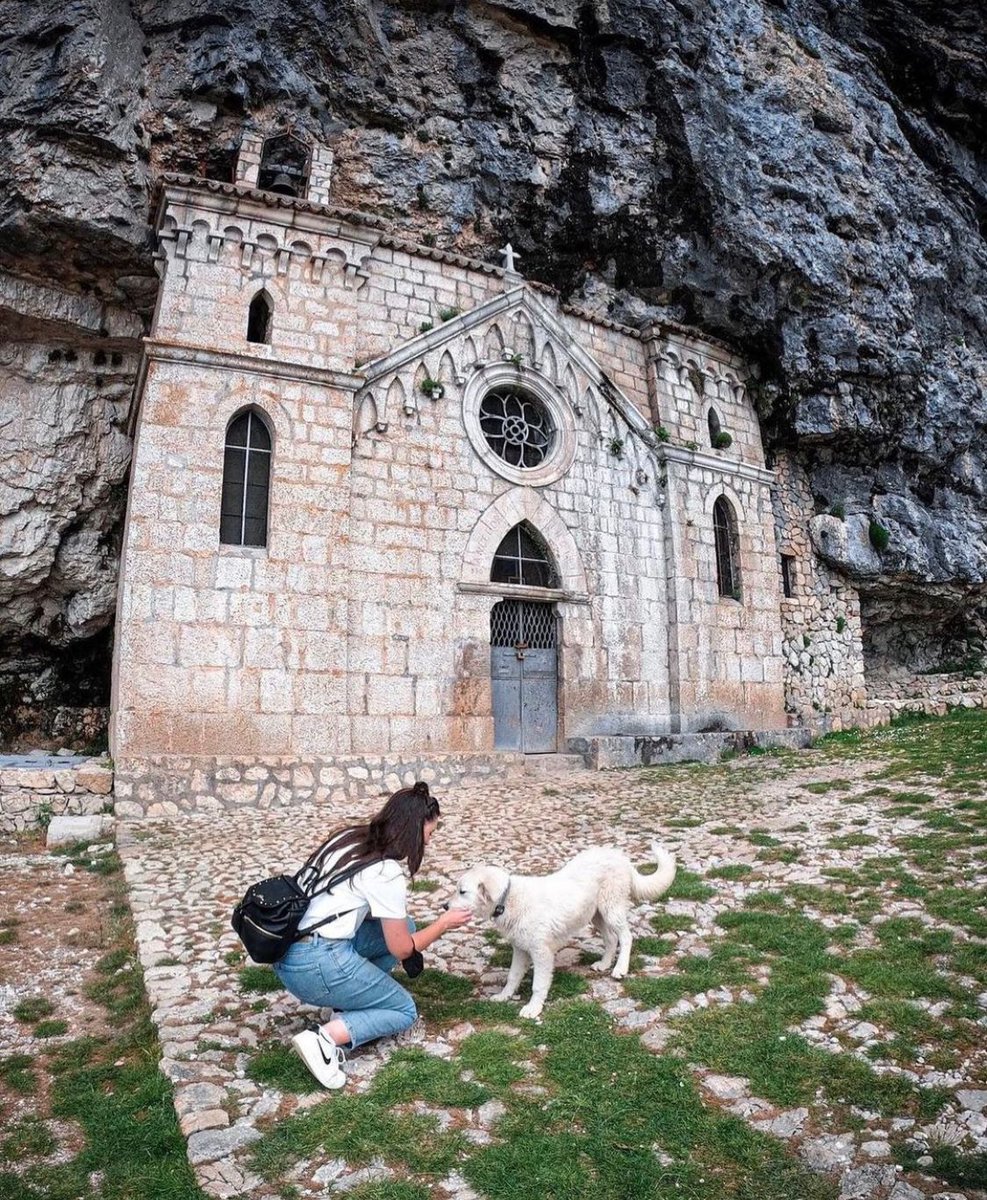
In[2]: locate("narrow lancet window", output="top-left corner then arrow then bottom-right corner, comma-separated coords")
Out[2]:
220,409 -> 272,547
247,290 -> 273,344
713,496 -> 741,599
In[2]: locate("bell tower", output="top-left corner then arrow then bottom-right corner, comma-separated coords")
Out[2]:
234,129 -> 334,207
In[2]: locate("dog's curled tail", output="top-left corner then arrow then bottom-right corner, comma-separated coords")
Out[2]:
631,843 -> 677,902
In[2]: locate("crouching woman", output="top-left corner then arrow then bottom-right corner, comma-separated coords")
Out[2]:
274,781 -> 471,1089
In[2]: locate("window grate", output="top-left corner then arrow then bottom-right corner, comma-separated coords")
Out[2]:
490,600 -> 557,649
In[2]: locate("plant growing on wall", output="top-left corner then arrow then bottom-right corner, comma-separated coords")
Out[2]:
653,424 -> 670,442
713,431 -> 733,449
507,352 -> 524,367
685,439 -> 698,451
869,520 -> 890,551
419,320 -> 434,334
608,436 -> 624,458
830,502 -> 846,519
420,376 -> 445,400
438,306 -> 460,322
687,366 -> 705,395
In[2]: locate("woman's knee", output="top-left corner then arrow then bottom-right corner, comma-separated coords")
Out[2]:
396,990 -> 418,1027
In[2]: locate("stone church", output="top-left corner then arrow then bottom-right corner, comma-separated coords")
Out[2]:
110,130 -> 866,815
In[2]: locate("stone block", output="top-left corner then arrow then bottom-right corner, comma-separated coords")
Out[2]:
75,764 -> 114,795
46,814 -> 114,847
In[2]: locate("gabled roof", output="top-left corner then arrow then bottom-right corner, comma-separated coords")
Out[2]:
356,285 -> 650,435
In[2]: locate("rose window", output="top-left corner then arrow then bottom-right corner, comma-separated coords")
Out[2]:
478,388 -> 556,469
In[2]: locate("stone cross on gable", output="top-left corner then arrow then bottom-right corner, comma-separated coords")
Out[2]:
499,242 -> 521,275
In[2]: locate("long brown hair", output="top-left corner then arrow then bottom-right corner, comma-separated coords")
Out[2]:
308,781 -> 440,883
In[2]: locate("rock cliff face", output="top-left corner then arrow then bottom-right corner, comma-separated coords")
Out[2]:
1,0 -> 985,741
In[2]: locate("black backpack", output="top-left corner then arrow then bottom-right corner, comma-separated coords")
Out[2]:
231,849 -> 378,965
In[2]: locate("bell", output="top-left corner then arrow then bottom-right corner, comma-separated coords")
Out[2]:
269,171 -> 298,197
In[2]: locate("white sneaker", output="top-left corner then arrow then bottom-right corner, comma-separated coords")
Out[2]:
291,1029 -> 346,1090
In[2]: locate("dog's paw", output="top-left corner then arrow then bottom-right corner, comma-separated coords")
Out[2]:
490,990 -> 514,1003
590,960 -> 610,974
518,1002 -> 544,1020
611,967 -> 627,980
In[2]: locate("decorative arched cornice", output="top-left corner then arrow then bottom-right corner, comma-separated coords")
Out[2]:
462,488 -> 588,595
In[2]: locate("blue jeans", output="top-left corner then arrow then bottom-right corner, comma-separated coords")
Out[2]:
273,917 -> 417,1048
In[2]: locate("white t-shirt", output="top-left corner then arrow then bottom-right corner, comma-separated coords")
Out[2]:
298,851 -> 407,941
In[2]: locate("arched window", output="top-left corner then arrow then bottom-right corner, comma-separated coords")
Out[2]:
247,290 -> 273,344
491,523 -> 559,588
713,496 -> 741,599
257,133 -> 311,197
707,407 -> 721,445
220,409 -> 272,547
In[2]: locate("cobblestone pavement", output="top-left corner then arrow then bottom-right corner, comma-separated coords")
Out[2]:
118,751 -> 987,1200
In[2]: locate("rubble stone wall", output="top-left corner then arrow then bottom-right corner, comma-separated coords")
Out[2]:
0,757 -> 114,833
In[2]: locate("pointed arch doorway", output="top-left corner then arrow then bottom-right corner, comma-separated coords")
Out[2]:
489,523 -> 559,753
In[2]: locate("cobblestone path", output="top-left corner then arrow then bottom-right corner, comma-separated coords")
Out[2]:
118,748 -> 987,1200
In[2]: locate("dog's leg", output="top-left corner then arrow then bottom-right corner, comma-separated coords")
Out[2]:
492,948 -> 530,1002
591,913 -> 618,972
518,949 -> 555,1019
611,919 -> 633,979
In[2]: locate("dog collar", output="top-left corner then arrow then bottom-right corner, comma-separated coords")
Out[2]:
493,878 -> 511,918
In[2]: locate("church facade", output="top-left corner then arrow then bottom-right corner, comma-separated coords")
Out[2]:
110,131 -> 839,816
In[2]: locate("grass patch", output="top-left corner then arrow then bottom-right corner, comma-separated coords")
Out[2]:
33,1019 -> 69,1039
747,831 -> 781,848
826,833 -> 878,849
238,965 -> 282,993
668,905 -> 947,1120
0,1052 -> 36,1094
13,997 -> 55,1023
802,779 -> 852,794
650,912 -> 692,935
668,868 -> 715,901
410,878 -> 440,893
247,1043 -> 320,1093
250,1094 -> 466,1184
0,1116 -> 56,1163
707,864 -> 754,880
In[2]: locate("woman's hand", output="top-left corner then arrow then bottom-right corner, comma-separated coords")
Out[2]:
439,907 -> 473,932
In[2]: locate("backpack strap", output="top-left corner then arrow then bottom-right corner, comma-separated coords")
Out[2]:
291,856 -> 386,940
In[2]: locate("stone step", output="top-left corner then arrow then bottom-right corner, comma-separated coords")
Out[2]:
523,752 -> 588,774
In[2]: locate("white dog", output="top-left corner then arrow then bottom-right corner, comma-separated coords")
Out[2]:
447,843 -> 676,1019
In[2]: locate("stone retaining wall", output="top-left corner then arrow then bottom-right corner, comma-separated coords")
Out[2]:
113,752 -> 525,818
865,669 -> 987,721
0,756 -> 114,832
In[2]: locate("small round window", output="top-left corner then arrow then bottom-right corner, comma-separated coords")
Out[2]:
479,388 -> 556,469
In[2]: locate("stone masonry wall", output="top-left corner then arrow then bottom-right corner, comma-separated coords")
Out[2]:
772,452 -> 869,729
0,756 -> 113,833
113,752 -> 523,819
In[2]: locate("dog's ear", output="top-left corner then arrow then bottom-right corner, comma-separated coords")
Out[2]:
476,880 -> 491,904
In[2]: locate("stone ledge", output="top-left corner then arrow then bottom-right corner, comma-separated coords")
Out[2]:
569,729 -> 812,769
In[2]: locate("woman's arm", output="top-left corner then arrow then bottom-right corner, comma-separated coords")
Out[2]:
380,908 -> 472,960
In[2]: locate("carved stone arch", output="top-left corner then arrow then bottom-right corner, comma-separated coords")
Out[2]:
461,335 -> 479,372
190,218 -> 211,252
540,341 -> 559,384
461,488 -> 588,594
701,481 -> 747,523
438,349 -> 456,384
561,363 -> 579,404
386,376 -> 410,420
354,392 -> 379,438
510,312 -> 536,361
483,322 -> 505,361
